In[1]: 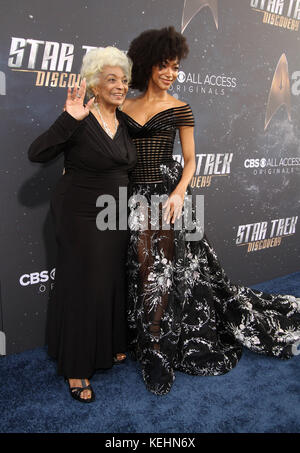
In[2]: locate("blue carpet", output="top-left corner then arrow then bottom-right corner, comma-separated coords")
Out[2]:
0,272 -> 299,433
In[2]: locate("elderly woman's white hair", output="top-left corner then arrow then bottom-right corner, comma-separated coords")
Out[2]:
80,46 -> 132,97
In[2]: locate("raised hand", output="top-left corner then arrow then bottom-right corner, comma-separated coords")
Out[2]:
64,78 -> 95,121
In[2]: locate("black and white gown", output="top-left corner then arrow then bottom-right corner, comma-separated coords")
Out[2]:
122,104 -> 300,396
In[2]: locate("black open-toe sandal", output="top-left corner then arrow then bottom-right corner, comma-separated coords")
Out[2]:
66,379 -> 95,403
113,353 -> 127,365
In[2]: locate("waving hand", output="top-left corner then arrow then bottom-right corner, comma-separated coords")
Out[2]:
64,78 -> 95,121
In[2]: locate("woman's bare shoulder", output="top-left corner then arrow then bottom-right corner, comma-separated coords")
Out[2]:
167,94 -> 189,108
122,97 -> 141,112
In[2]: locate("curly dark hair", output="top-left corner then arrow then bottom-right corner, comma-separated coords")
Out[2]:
127,26 -> 189,92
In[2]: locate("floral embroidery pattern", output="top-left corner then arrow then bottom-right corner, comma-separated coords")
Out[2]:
127,160 -> 300,395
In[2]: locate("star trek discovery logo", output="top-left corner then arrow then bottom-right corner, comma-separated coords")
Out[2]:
7,37 -> 118,88
235,216 -> 298,252
250,0 -> 300,31
174,153 -> 233,188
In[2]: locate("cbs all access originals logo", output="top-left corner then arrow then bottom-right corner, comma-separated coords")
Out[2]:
7,37 -> 112,88
250,0 -> 300,32
174,152 -> 233,188
170,70 -> 237,97
235,215 -> 298,252
244,156 -> 300,175
19,268 -> 56,293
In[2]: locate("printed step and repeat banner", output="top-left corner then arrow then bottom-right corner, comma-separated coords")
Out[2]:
0,0 -> 299,354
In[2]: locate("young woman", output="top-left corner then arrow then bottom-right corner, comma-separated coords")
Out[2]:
28,47 -> 136,402
121,27 -> 300,396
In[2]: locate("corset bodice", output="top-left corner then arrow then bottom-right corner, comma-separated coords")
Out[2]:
122,104 -> 194,183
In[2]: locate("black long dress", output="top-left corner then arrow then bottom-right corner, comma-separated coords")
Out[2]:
123,104 -> 300,396
28,110 -> 136,379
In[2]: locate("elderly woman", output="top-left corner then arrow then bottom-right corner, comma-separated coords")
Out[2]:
28,47 -> 136,403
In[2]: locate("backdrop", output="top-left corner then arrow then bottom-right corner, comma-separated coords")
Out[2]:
0,0 -> 299,354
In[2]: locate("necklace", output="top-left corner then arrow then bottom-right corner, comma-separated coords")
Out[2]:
94,103 -> 118,139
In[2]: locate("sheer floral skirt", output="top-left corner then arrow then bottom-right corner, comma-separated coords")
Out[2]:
127,160 -> 300,395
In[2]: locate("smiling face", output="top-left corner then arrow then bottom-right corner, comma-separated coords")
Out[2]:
150,59 -> 180,91
93,65 -> 129,107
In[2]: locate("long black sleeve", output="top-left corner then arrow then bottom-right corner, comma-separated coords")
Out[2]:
28,111 -> 84,163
